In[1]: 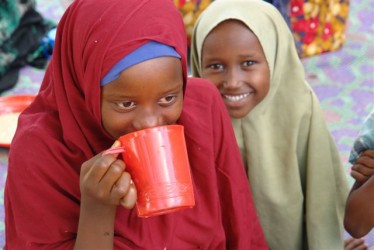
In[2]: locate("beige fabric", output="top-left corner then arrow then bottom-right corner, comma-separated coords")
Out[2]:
190,0 -> 350,249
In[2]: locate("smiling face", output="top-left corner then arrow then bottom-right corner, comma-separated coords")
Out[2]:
201,20 -> 270,118
101,57 -> 184,139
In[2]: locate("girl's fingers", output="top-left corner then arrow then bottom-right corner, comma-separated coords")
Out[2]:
344,237 -> 368,250
98,159 -> 126,195
110,140 -> 121,149
83,141 -> 123,182
361,149 -> 374,158
102,140 -> 123,156
111,171 -> 132,199
82,155 -> 117,184
351,169 -> 369,183
355,154 -> 374,169
120,183 -> 137,209
351,163 -> 374,177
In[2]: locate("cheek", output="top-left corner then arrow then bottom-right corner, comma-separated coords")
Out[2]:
101,105 -> 110,132
171,99 -> 184,122
258,80 -> 270,96
101,115 -> 116,138
101,107 -> 132,139
260,75 -> 270,98
201,73 -> 220,88
252,70 -> 270,100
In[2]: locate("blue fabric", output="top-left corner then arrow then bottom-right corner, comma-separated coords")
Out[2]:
349,110 -> 374,164
100,41 -> 181,86
271,0 -> 290,27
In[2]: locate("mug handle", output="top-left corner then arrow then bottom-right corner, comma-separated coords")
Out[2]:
102,147 -> 125,156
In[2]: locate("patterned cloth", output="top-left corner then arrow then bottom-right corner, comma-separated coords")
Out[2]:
173,0 -> 213,44
0,0 -> 35,43
290,0 -> 350,57
175,0 -> 350,58
0,0 -> 55,93
349,110 -> 374,164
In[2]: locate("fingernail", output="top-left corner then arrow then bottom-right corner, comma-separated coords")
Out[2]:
111,140 -> 121,148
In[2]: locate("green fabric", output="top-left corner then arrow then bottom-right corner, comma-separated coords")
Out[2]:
0,0 -> 55,92
190,0 -> 350,249
0,0 -> 36,45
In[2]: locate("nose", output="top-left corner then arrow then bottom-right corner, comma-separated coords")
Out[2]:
132,106 -> 165,131
223,67 -> 242,88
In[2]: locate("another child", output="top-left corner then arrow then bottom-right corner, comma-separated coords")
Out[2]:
190,0 -> 350,249
344,110 -> 374,238
4,0 -> 267,248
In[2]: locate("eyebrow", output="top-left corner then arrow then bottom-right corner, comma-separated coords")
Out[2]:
202,53 -> 258,63
104,82 -> 183,99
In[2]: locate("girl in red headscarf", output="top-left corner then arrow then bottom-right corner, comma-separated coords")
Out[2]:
4,0 -> 267,249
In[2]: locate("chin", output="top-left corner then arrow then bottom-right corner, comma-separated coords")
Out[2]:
229,111 -> 247,119
228,106 -> 252,119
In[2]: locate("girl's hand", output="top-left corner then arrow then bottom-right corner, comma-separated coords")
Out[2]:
79,140 -> 137,209
351,149 -> 374,184
75,141 -> 137,248
344,237 -> 368,250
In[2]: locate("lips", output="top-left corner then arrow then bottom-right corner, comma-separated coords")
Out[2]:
222,92 -> 251,102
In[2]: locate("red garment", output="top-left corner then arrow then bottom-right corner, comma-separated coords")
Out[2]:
5,0 -> 267,249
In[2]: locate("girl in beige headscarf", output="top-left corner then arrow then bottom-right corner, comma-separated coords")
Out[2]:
190,0 -> 350,249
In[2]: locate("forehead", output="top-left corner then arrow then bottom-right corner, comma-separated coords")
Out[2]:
202,20 -> 263,57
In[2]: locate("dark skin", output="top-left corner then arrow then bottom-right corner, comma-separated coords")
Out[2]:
74,56 -> 184,249
344,149 -> 374,239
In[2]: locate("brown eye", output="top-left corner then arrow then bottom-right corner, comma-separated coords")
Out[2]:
243,60 -> 255,67
208,63 -> 224,70
116,101 -> 136,111
158,95 -> 177,105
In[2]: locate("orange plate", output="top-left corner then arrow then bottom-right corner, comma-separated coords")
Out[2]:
0,94 -> 36,148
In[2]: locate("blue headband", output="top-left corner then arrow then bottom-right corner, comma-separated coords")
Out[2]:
101,41 -> 181,86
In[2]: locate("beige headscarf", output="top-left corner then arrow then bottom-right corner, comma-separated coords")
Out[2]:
190,0 -> 349,249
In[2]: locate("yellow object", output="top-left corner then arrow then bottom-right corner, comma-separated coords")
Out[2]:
173,0 -> 213,44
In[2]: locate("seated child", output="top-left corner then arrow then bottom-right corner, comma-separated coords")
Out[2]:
4,0 -> 267,248
190,0 -> 350,249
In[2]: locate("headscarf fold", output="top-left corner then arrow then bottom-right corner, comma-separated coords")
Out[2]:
190,0 -> 349,249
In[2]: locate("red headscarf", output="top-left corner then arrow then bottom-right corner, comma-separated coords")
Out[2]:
5,0 -> 267,248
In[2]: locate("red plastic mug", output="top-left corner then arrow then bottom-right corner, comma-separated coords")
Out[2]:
112,125 -> 195,217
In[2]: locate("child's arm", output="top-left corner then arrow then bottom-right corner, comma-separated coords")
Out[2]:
344,149 -> 374,238
344,175 -> 374,238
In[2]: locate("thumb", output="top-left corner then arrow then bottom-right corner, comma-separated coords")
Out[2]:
111,140 -> 121,148
102,140 -> 123,156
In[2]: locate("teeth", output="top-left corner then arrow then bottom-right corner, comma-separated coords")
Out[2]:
223,93 -> 250,102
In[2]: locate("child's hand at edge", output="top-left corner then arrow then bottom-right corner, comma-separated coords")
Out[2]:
80,140 -> 137,209
344,237 -> 368,250
351,149 -> 374,184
